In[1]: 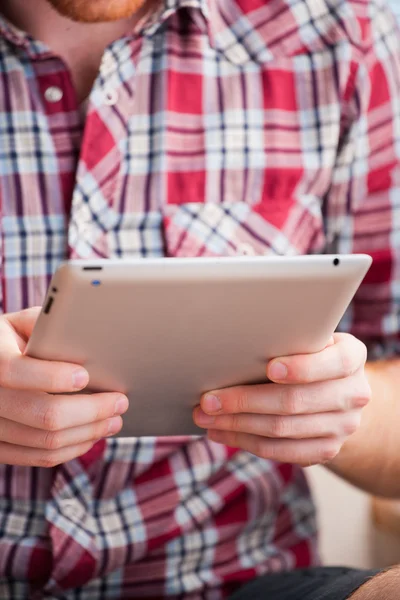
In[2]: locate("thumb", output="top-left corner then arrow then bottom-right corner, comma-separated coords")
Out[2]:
326,336 -> 335,349
6,307 -> 42,347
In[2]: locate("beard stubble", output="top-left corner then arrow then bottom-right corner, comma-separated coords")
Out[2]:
45,0 -> 148,22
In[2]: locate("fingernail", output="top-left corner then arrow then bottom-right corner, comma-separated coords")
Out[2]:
72,369 -> 89,390
114,395 -> 129,415
195,408 -> 216,426
202,393 -> 221,413
269,362 -> 288,381
107,416 -> 122,436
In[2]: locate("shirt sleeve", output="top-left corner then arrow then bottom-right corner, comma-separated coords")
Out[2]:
327,0 -> 400,359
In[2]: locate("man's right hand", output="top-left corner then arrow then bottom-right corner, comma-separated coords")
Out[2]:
0,307 -> 128,467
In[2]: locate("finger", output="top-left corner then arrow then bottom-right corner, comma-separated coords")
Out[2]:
0,310 -> 89,393
0,415 -> 123,449
0,353 -> 90,393
0,440 -> 97,468
200,374 -> 370,416
0,308 -> 42,356
194,408 -> 362,439
207,431 -> 345,467
325,336 -> 335,348
0,389 -> 129,430
267,333 -> 367,384
6,307 -> 42,342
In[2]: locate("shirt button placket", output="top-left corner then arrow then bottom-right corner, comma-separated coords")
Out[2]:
100,50 -> 119,106
44,85 -> 64,103
104,88 -> 118,106
100,51 -> 114,78
62,499 -> 85,522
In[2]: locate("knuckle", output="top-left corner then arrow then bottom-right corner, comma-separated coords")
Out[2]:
360,378 -> 372,402
320,440 -> 341,463
359,342 -> 368,365
340,352 -> 355,377
41,403 -> 63,431
342,413 -> 362,436
348,335 -> 368,365
351,375 -> 372,408
229,413 -> 242,432
337,338 -> 367,377
282,387 -> 305,415
225,430 -> 240,449
254,438 -> 273,460
37,451 -> 61,469
235,388 -> 251,414
42,430 -> 63,451
342,420 -> 358,436
269,416 -> 289,438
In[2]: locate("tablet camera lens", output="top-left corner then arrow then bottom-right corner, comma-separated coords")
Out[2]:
333,258 -> 340,267
91,280 -> 101,287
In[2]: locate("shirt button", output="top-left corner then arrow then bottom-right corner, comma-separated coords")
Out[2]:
104,88 -> 118,106
237,242 -> 256,256
62,499 -> 85,521
44,86 -> 63,103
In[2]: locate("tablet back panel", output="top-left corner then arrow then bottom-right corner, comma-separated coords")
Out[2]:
26,255 -> 371,437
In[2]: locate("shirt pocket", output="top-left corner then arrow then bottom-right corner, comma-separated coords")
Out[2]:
162,197 -> 326,259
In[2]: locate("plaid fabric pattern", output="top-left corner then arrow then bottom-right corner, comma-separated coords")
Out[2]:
0,0 -> 399,597
388,0 -> 400,22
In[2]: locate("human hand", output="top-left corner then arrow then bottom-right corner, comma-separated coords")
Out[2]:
193,334 -> 370,466
0,307 -> 128,467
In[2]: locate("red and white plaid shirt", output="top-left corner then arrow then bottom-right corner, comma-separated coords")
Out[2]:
0,0 -> 399,598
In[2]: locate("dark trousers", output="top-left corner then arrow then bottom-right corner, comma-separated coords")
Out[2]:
229,567 -> 380,600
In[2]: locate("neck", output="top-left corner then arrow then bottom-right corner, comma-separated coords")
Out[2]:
1,0 -> 142,102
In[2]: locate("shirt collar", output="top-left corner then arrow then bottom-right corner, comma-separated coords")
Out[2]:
0,1 -> 340,68
139,0 -> 309,66
128,0 -> 279,66
140,0 -> 210,32
0,0 -> 213,59
0,13 -> 52,59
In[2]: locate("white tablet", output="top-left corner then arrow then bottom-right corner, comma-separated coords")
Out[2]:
26,255 -> 372,437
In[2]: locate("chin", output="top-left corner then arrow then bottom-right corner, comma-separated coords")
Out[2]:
46,0 -> 146,22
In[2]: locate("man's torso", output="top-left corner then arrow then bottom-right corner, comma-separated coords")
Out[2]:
0,0 -> 398,597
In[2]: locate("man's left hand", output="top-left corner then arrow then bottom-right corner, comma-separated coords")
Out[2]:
193,333 -> 371,466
